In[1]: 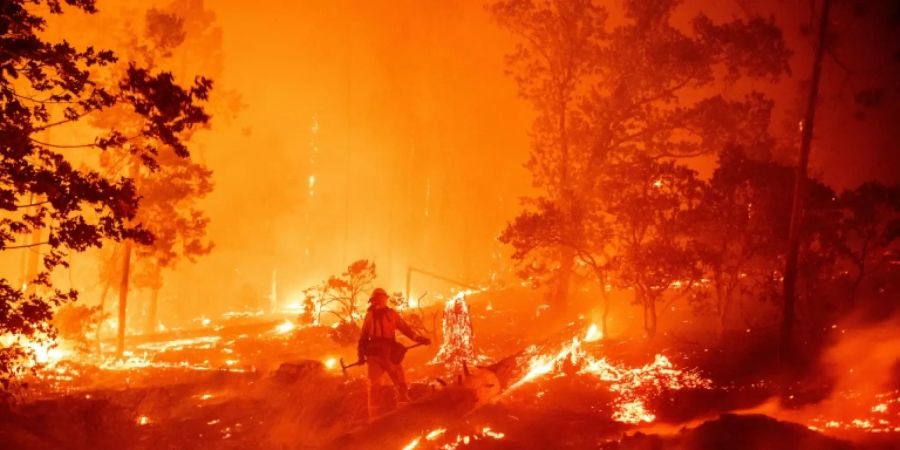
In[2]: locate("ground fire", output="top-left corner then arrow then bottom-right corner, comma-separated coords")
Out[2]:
1,0 -> 899,449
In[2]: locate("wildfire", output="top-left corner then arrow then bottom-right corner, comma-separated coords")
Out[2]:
135,335 -> 221,352
613,399 -> 655,423
274,320 -> 296,335
805,389 -> 900,434
425,428 -> 447,440
430,290 -> 479,371
584,323 -> 603,342
507,327 -> 710,424
401,426 -> 505,450
401,437 -> 421,450
0,332 -> 70,368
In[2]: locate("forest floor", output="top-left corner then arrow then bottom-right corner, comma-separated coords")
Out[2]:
1,289 -> 898,450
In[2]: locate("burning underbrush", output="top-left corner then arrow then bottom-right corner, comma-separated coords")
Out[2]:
1,290 -> 898,450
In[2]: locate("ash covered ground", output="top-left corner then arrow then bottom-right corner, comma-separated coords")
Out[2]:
1,290 -> 898,450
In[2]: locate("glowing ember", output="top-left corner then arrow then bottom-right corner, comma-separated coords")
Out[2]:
323,357 -> 338,369
135,335 -> 221,352
401,437 -> 420,450
584,323 -> 602,342
405,426 -> 506,450
0,331 -> 69,368
613,399 -> 655,423
506,327 -> 710,424
425,428 -> 446,440
431,291 -> 478,371
805,390 -> 900,434
136,415 -> 151,426
274,320 -> 296,334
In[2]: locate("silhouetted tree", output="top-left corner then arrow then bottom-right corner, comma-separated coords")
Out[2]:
131,148 -> 213,335
781,0 -> 832,363
490,0 -> 605,310
501,195 -> 617,334
691,147 -> 793,338
832,183 -> 899,312
0,0 -> 210,386
90,5 -> 218,355
318,260 -> 377,325
604,156 -> 704,337
494,0 -> 791,315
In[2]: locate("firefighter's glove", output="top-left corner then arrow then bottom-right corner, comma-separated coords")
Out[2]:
415,336 -> 431,345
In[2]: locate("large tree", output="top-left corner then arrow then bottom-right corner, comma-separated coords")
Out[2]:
0,0 -> 210,387
494,0 -> 790,317
490,0 -> 605,310
690,147 -> 795,339
834,183 -> 900,310
89,4 -> 218,356
603,156 -> 704,337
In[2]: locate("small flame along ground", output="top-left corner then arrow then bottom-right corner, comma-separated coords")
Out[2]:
506,330 -> 712,424
11,299 -> 900,449
402,426 -> 506,450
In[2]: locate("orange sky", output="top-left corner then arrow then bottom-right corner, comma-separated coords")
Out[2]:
3,0 -> 897,327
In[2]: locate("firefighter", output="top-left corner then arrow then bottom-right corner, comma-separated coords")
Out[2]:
357,287 -> 430,418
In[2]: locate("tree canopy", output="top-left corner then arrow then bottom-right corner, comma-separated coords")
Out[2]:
0,0 -> 212,388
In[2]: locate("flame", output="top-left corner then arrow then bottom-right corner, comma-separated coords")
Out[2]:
0,332 -> 70,368
506,327 -> 710,424
404,426 -> 505,450
613,399 -> 655,423
401,437 -> 421,450
136,415 -> 151,426
584,323 -> 602,342
803,389 -> 900,434
281,301 -> 304,314
430,291 -> 479,370
323,357 -> 337,369
274,320 -> 296,334
135,335 -> 221,352
425,428 -> 446,440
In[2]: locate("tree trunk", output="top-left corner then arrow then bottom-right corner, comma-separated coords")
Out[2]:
601,283 -> 610,338
22,199 -> 43,294
719,289 -> 734,342
555,249 -> 575,312
715,275 -> 730,340
781,0 -> 831,364
96,279 -> 111,354
116,241 -> 133,359
646,297 -> 657,338
638,288 -> 651,337
145,286 -> 160,335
